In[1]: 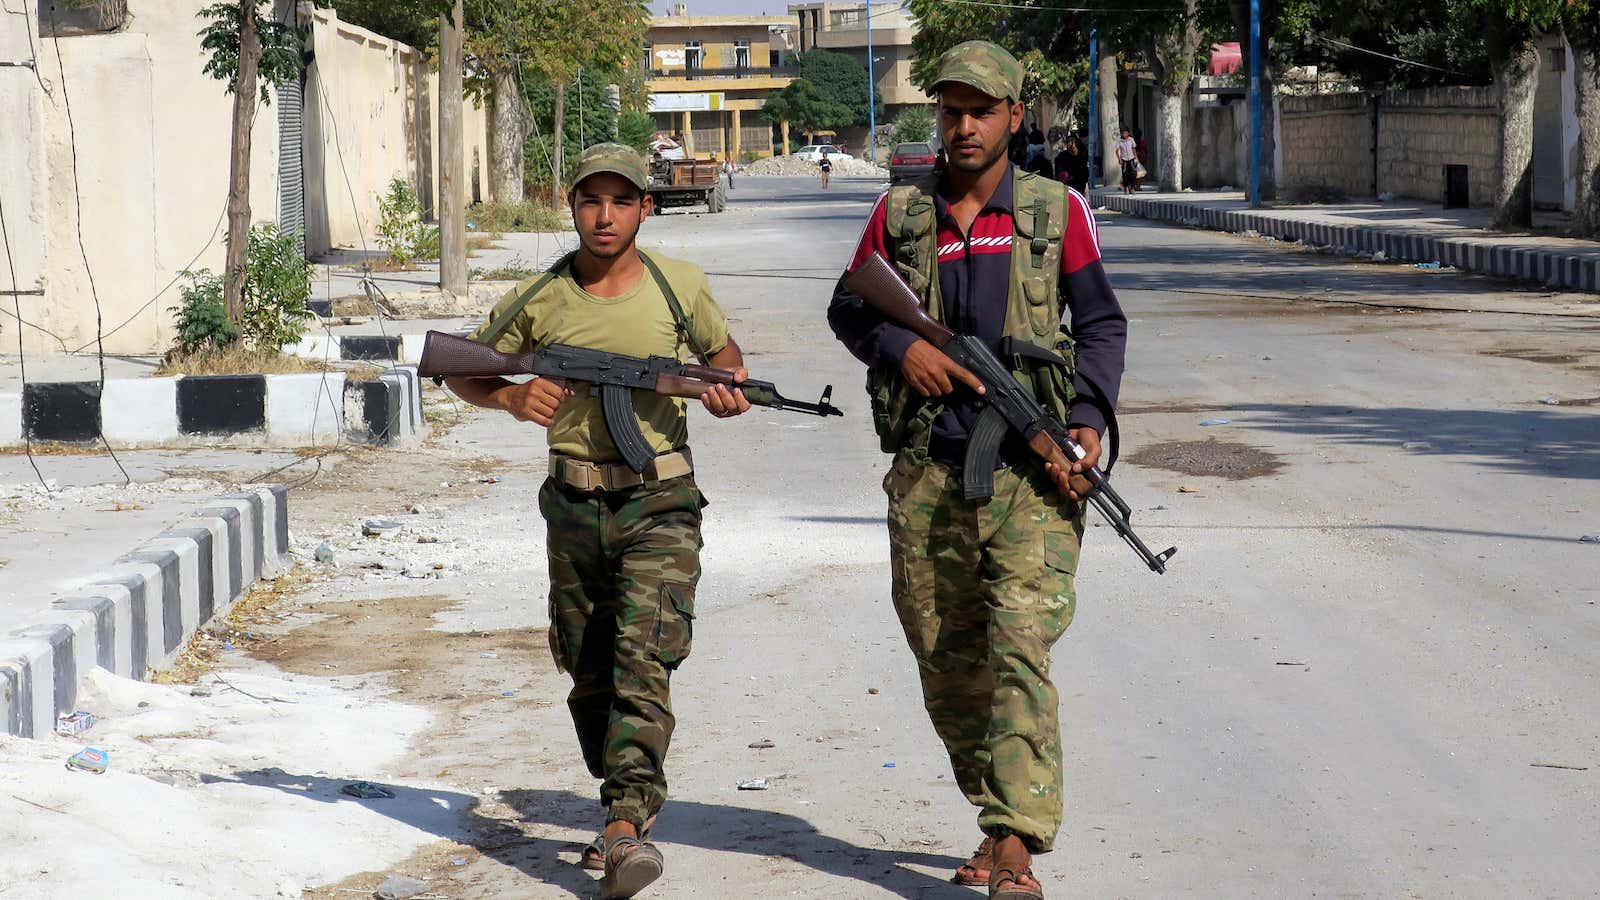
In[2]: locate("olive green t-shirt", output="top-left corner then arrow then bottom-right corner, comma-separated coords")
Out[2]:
468,252 -> 731,463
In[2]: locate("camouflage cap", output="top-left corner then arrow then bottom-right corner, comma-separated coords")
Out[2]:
933,40 -> 1024,103
570,142 -> 649,193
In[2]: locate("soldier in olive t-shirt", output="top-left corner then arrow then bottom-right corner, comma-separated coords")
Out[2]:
467,253 -> 730,462
444,144 -> 750,899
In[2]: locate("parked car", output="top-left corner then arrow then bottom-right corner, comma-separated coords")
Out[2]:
794,144 -> 853,163
889,142 -> 937,183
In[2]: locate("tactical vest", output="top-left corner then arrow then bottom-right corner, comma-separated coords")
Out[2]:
866,168 -> 1077,456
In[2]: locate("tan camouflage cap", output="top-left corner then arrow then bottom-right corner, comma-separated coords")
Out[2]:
570,142 -> 649,193
933,40 -> 1024,103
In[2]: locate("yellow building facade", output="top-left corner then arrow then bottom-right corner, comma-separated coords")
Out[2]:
644,11 -> 797,160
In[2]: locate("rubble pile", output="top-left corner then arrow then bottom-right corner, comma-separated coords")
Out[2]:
745,154 -> 887,178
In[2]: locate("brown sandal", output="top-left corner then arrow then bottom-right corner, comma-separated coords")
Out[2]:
581,818 -> 655,871
989,865 -> 1044,899
953,836 -> 995,886
599,835 -> 664,899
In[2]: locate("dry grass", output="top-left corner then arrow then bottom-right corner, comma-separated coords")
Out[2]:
156,348 -> 332,377
150,563 -> 321,685
0,441 -> 111,456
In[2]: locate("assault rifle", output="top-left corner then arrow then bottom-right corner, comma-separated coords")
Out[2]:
417,330 -> 842,473
843,253 -> 1176,574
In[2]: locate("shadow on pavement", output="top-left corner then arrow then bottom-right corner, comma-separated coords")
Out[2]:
207,771 -> 971,899
1232,403 -> 1600,480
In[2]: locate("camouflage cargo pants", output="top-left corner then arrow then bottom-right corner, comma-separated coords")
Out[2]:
883,451 -> 1084,854
538,473 -> 704,829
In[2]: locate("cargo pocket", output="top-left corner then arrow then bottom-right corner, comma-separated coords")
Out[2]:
1040,526 -> 1081,643
652,582 -> 696,670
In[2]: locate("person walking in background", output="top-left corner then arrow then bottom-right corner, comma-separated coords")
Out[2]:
1055,137 -> 1088,194
819,152 -> 833,189
1115,128 -> 1139,194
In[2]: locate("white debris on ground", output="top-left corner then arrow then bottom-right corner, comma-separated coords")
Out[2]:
0,477 -> 230,512
0,666 -> 447,899
744,154 -> 887,177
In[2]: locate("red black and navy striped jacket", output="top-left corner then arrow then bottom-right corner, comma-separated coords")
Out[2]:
827,165 -> 1128,467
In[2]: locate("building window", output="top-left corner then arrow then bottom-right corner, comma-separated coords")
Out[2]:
685,40 -> 703,70
735,39 -> 751,70
642,42 -> 653,72
830,9 -> 862,27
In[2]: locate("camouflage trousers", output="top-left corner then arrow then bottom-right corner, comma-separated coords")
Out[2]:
538,472 -> 704,829
883,451 -> 1084,854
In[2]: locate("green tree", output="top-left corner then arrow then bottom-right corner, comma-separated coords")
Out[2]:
797,49 -> 884,128
618,109 -> 657,154
332,0 -> 439,49
1566,4 -> 1600,234
762,79 -> 853,143
197,1 -> 306,334
523,68 -> 622,197
888,105 -> 934,146
1466,0 -> 1569,228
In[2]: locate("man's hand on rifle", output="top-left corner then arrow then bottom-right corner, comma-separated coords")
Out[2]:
496,377 -> 573,427
900,340 -> 987,398
1045,427 -> 1101,502
701,368 -> 752,418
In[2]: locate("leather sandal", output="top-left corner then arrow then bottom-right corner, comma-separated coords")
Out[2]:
599,835 -> 664,899
989,866 -> 1044,900
953,836 -> 995,886
582,819 -> 655,871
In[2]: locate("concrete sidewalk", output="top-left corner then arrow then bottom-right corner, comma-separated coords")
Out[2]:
1094,190 -> 1600,293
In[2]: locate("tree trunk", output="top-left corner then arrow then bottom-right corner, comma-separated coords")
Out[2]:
222,0 -> 262,330
1489,29 -> 1541,230
489,68 -> 524,204
438,0 -> 467,295
1098,51 -> 1121,186
1573,35 -> 1600,236
1155,87 -> 1184,192
551,82 -> 566,206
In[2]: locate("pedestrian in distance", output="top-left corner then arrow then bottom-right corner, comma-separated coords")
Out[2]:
1055,137 -> 1088,195
819,152 -> 833,189
442,143 -> 753,900
1115,128 -> 1140,194
827,40 -> 1128,900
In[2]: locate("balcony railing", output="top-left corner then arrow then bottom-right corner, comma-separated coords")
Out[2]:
647,65 -> 799,81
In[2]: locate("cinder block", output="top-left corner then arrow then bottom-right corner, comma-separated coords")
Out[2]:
289,335 -> 335,361
400,334 -> 426,364
53,592 -> 130,677
0,637 -> 54,738
131,538 -> 203,647
265,372 -> 345,446
101,377 -> 178,447
98,559 -> 175,668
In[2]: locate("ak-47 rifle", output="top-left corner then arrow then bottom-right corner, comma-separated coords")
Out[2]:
843,253 -> 1176,574
417,330 -> 842,473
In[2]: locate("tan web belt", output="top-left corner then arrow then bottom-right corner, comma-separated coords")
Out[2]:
548,449 -> 693,492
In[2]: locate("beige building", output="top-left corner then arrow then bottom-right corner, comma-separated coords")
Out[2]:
0,0 -> 487,357
645,5 -> 796,160
790,1 -> 933,150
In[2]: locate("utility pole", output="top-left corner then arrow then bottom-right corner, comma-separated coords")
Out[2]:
439,0 -> 467,296
1088,27 -> 1099,191
1249,0 -> 1262,206
866,0 -> 876,164
222,0 -> 262,327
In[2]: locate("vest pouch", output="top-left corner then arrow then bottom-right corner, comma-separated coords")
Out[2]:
1012,193 -> 1067,336
867,365 -> 930,454
1025,327 -> 1077,424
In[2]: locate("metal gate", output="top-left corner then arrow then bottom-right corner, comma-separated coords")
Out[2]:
277,76 -> 306,257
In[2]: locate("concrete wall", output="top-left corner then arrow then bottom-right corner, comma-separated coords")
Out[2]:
302,7 -> 489,258
0,1 -> 489,356
3,0 -> 283,357
1378,86 -> 1499,206
1280,92 -> 1373,200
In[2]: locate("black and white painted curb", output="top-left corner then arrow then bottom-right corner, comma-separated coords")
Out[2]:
288,333 -> 427,365
0,485 -> 290,737
0,366 -> 425,449
1094,194 -> 1600,293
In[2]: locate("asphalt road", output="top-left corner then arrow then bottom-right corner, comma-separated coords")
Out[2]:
286,174 -> 1600,899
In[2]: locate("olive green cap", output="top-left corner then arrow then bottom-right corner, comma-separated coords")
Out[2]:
570,142 -> 649,193
933,40 -> 1024,103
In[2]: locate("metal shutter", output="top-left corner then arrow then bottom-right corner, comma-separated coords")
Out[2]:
277,77 -> 306,257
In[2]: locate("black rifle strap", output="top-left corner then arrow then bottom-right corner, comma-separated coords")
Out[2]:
475,250 -> 577,347
639,250 -> 711,365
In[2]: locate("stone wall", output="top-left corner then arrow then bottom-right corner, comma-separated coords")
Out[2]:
1377,87 -> 1499,206
1280,92 -> 1372,199
1279,86 -> 1501,206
